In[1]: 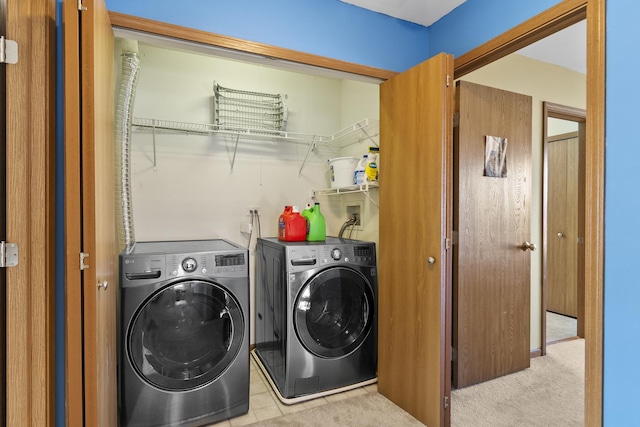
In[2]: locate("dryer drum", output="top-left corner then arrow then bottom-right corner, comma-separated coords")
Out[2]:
127,279 -> 244,391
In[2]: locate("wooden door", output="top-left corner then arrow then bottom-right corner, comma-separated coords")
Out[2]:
4,0 -> 56,425
378,52 -> 453,427
63,0 -> 117,425
547,133 -> 579,318
453,80 -> 532,389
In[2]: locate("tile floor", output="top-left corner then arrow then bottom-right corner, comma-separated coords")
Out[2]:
207,357 -> 378,426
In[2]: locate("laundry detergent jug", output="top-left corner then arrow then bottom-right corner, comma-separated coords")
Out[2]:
278,206 -> 293,240
278,205 -> 306,241
354,155 -> 367,185
306,202 -> 326,241
365,147 -> 379,182
301,203 -> 313,236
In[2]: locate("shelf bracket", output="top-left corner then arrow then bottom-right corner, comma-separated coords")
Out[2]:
151,119 -> 158,171
363,189 -> 379,208
230,134 -> 240,172
357,121 -> 378,148
298,136 -> 317,177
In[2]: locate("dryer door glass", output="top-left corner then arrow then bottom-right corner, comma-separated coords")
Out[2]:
294,267 -> 374,358
127,279 -> 244,391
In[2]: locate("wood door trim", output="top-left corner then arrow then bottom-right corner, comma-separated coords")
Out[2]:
108,11 -> 398,81
62,0 -> 85,425
584,1 -> 605,424
454,0 -> 587,79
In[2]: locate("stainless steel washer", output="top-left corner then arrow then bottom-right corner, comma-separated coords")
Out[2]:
254,237 -> 377,402
119,239 -> 249,427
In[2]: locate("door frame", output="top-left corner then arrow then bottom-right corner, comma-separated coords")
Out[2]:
542,102 -> 586,355
107,0 -> 604,424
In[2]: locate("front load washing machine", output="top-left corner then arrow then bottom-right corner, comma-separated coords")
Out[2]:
119,239 -> 249,427
254,237 -> 377,403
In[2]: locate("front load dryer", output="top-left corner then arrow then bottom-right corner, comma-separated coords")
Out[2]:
119,239 -> 249,427
254,237 -> 377,403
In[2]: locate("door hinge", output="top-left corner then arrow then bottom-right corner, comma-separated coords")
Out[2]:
0,241 -> 19,267
446,74 -> 451,87
0,36 -> 18,64
78,0 -> 87,11
80,252 -> 90,270
444,396 -> 450,409
445,238 -> 451,250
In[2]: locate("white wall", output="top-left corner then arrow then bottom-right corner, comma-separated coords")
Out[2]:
114,39 -> 380,343
461,53 -> 586,350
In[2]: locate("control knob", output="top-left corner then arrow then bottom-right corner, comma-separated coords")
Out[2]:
182,257 -> 197,273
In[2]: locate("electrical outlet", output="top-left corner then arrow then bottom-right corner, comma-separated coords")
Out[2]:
246,206 -> 260,216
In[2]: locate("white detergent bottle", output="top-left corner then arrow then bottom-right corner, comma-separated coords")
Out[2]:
354,155 -> 367,185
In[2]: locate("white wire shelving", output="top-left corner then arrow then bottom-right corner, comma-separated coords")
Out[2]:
313,182 -> 379,207
131,117 -> 379,173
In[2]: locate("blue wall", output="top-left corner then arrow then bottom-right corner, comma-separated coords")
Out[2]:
603,1 -> 640,425
56,0 -> 637,424
105,0 -> 430,72
428,0 -> 561,58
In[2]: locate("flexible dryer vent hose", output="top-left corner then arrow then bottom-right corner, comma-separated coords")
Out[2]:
115,40 -> 140,250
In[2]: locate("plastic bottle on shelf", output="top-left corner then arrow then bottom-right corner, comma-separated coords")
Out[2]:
354,155 -> 367,185
365,147 -> 379,183
306,202 -> 326,241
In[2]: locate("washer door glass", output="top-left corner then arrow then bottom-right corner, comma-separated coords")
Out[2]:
294,267 -> 374,358
127,279 -> 244,391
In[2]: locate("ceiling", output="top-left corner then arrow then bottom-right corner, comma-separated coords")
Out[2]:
339,0 -> 586,74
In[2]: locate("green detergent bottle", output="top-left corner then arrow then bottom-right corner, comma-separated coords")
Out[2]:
306,202 -> 326,241
301,203 -> 313,237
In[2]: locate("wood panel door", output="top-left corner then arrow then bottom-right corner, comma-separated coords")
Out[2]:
547,133 -> 579,318
63,0 -> 117,425
453,80 -> 532,389
5,0 -> 56,425
378,52 -> 453,427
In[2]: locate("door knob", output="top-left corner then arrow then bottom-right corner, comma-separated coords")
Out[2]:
97,280 -> 108,290
557,232 -> 564,238
427,256 -> 436,265
521,242 -> 537,252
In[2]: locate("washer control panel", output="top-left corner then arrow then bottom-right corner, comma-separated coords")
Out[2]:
286,242 -> 376,273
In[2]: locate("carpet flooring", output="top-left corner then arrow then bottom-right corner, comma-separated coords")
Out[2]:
245,339 -> 584,427
452,339 -> 584,426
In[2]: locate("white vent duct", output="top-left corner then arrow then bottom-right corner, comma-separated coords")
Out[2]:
115,39 -> 140,250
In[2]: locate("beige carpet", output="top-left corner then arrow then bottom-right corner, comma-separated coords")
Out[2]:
247,339 -> 583,427
452,339 -> 584,427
